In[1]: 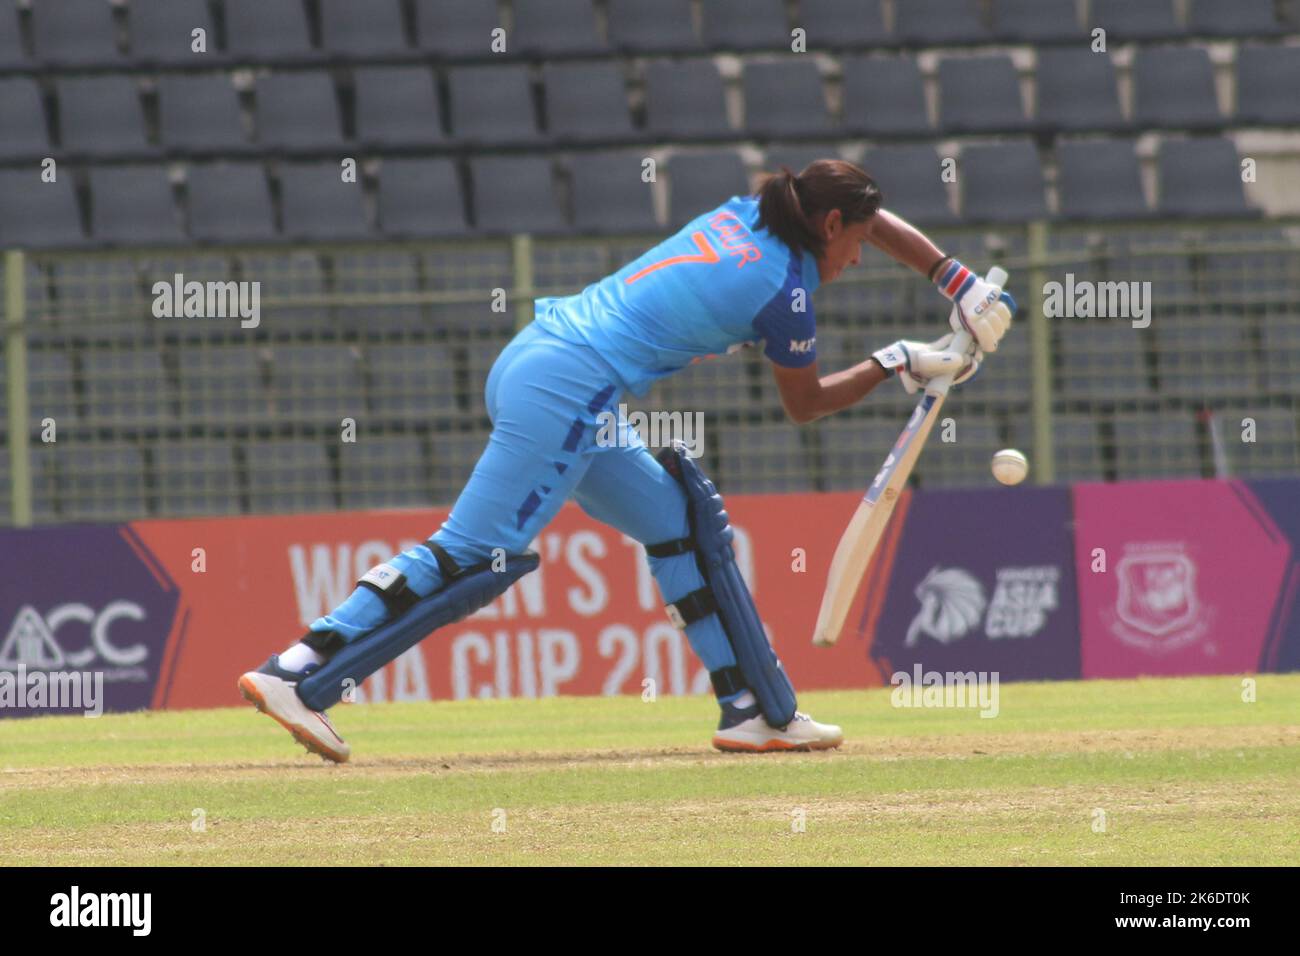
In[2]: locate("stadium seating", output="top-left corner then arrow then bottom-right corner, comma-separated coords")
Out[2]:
959,142 -> 1048,222
0,78 -> 51,161
800,0 -> 889,50
569,152 -> 659,235
543,62 -> 636,144
1056,141 -> 1151,220
375,159 -> 467,239
130,0 -> 220,67
354,68 -> 446,148
157,75 -> 252,155
187,163 -> 277,242
1235,46 -> 1300,125
743,61 -> 833,139
1133,47 -> 1223,130
1092,0 -> 1185,41
318,0 -> 408,59
448,65 -> 541,145
644,60 -> 731,140
606,0 -> 700,54
668,151 -> 750,228
938,56 -> 1030,134
990,0 -> 1086,43
1156,138 -> 1256,217
841,56 -> 932,137
701,0 -> 790,51
1034,49 -> 1127,132
514,0 -> 607,57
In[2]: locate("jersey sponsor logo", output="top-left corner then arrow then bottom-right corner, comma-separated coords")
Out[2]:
788,336 -> 815,354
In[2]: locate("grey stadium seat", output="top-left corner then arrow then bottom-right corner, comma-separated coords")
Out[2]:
1235,46 -> 1300,125
470,157 -> 568,235
861,145 -> 955,225
57,76 -> 152,158
187,163 -> 276,242
0,4 -> 28,69
1056,140 -> 1150,220
155,442 -> 242,516
157,74 -> 251,153
701,0 -> 789,50
764,146 -> 831,176
367,343 -> 460,422
990,0 -> 1085,43
799,0 -> 889,49
90,165 -> 184,244
340,436 -> 433,510
893,0 -> 988,45
319,0 -> 408,58
1189,0 -> 1281,37
1113,413 -> 1200,480
82,348 -> 172,425
818,418 -> 920,492
376,159 -> 468,238
570,152 -> 658,234
270,344 -> 366,423
1056,323 -> 1152,403
278,162 -> 372,241
668,151 -> 749,228
1262,313 -> 1300,393
543,62 -> 636,144
1155,321 -> 1255,399
1232,409 -> 1299,478
0,78 -> 51,160
225,0 -> 318,62
716,424 -> 809,494
448,65 -> 540,145
255,73 -> 345,151
1009,414 -> 1107,483
1091,0 -> 1184,41
743,61 -> 831,139
1035,49 -> 1127,132
33,0 -> 121,66
1157,139 -> 1256,218
130,0 -> 219,66
178,347 -> 267,424
960,142 -> 1047,223
938,56 -> 1029,134
607,0 -> 700,53
246,439 -> 336,514
513,0 -> 607,56
1133,48 -> 1222,130
60,446 -> 148,521
644,59 -> 731,140
916,417 -> 1003,489
841,56 -> 931,137
354,67 -> 445,148
415,0 -> 501,58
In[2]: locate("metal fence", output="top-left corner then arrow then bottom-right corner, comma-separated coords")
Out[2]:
3,218 -> 1299,526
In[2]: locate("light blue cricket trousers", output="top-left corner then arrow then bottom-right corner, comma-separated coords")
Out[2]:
310,322 -> 737,676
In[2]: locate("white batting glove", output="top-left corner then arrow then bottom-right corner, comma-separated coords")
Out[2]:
873,334 -> 982,395
932,258 -> 1015,353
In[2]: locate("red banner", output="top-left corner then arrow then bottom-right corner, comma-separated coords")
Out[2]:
132,493 -> 881,709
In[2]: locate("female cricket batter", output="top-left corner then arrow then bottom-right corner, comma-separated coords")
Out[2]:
239,159 -> 1013,762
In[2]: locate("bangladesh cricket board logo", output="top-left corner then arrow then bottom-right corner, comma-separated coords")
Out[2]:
1108,544 -> 1209,654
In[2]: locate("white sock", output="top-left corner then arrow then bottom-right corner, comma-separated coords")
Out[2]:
278,642 -> 326,673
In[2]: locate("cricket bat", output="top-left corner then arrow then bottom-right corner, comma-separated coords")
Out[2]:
811,266 -> 1008,647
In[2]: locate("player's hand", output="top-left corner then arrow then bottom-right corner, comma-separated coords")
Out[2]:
934,258 -> 1015,353
872,335 -> 981,395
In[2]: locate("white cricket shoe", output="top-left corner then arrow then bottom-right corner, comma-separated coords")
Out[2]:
712,711 -> 844,753
238,657 -> 351,763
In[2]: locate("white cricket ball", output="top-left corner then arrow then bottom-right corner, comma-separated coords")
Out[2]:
991,448 -> 1029,486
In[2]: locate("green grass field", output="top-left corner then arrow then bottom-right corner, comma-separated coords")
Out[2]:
1,675 -> 1297,865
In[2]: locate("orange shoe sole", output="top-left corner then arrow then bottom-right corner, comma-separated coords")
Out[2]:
711,734 -> 843,753
238,674 -> 350,764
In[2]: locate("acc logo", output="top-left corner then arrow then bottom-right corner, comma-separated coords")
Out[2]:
0,602 -> 149,672
1108,545 -> 1209,653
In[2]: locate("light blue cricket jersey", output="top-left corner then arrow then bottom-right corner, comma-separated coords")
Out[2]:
533,196 -> 820,396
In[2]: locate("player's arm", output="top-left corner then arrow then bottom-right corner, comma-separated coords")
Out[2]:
865,209 -> 1015,352
771,358 -> 889,425
771,336 -> 979,425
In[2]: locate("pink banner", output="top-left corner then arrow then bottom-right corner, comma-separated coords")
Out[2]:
1073,480 -> 1292,678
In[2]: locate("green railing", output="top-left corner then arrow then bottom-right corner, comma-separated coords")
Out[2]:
3,219 -> 1299,526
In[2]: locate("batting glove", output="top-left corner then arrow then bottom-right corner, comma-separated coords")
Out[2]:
873,334 -> 982,395
932,258 -> 1015,353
